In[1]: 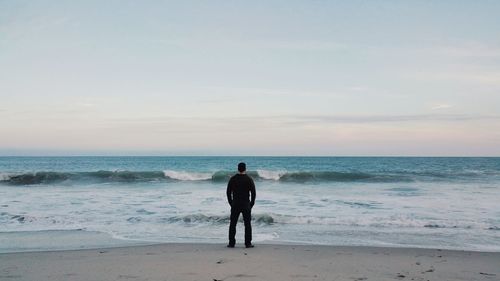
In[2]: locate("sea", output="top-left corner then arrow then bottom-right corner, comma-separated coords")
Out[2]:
1,157 -> 499,253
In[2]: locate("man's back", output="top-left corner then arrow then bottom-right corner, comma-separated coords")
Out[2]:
227,174 -> 256,207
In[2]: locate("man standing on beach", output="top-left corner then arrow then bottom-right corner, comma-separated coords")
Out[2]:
226,162 -> 256,248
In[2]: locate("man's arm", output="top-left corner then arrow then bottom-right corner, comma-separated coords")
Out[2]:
226,178 -> 233,206
250,177 -> 256,208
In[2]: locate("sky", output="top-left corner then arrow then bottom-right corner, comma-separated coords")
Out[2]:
1,0 -> 499,156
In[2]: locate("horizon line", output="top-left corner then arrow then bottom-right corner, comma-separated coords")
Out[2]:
0,155 -> 499,158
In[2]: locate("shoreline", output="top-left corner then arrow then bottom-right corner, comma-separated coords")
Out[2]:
3,229 -> 500,255
1,243 -> 499,281
2,228 -> 500,254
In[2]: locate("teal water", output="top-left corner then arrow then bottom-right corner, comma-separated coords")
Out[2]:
1,157 -> 499,252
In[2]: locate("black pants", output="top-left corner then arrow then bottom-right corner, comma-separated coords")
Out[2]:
228,205 -> 252,246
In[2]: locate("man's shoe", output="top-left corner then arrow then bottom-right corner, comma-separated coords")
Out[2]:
227,244 -> 235,248
245,244 -> 254,248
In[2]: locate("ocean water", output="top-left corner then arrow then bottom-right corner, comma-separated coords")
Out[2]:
1,157 -> 499,252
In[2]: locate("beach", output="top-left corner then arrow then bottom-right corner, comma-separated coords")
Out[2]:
1,243 -> 499,281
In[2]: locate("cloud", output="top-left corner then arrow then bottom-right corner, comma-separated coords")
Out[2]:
154,37 -> 347,52
246,39 -> 348,51
76,102 -> 96,108
435,43 -> 500,58
400,70 -> 500,86
469,72 -> 500,85
431,104 -> 453,110
371,42 -> 500,59
202,85 -> 357,98
346,86 -> 369,92
292,114 -> 499,124
103,113 -> 500,129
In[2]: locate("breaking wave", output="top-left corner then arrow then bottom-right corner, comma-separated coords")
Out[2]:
162,213 -> 275,225
3,210 -> 495,231
162,213 -> 496,231
0,171 -> 166,185
0,169 -> 493,185
163,170 -> 212,181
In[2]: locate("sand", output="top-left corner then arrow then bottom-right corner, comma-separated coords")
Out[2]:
0,243 -> 499,281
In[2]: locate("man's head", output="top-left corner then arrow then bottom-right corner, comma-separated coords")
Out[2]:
238,162 -> 246,173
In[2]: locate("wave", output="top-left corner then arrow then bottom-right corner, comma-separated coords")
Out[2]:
160,213 -> 275,225
0,168 -> 494,185
187,170 -> 413,183
4,210 -> 495,232
0,211 -> 69,226
0,171 -> 166,185
256,169 -> 286,180
163,170 -> 212,181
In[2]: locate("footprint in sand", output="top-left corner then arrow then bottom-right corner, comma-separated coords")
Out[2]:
118,274 -> 139,279
479,272 -> 496,276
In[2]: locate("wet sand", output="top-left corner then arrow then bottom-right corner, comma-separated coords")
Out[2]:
1,243 -> 499,281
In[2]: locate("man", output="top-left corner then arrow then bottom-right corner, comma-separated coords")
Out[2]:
226,162 -> 256,248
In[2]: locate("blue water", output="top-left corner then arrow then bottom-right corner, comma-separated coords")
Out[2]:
1,157 -> 499,252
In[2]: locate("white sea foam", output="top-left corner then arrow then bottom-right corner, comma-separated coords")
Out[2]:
256,169 -> 286,180
0,172 -> 11,181
163,170 -> 212,181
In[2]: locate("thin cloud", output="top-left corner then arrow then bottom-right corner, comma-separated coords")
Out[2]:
246,39 -> 348,51
154,37 -> 348,51
76,103 -> 96,108
346,86 -> 369,92
200,86 -> 346,98
431,104 -> 453,110
435,43 -> 500,58
294,114 -> 500,124
102,113 -> 500,128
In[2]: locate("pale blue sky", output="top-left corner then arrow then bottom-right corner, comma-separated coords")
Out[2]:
1,1 -> 499,156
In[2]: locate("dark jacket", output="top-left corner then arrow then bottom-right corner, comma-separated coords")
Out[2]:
226,173 -> 256,208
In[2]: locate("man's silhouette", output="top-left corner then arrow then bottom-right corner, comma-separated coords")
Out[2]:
226,162 -> 256,248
